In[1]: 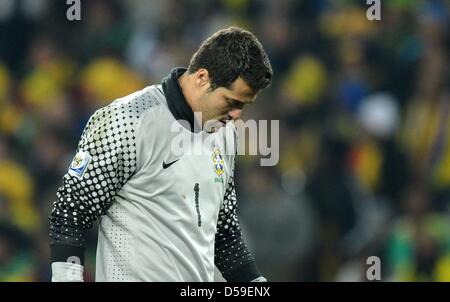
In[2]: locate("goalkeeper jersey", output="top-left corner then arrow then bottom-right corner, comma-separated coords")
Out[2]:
49,67 -> 262,282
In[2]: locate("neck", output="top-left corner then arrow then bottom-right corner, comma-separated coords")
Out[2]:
179,72 -> 204,128
178,72 -> 197,112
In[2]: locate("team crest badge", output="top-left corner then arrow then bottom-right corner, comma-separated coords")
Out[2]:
68,150 -> 91,179
212,148 -> 225,176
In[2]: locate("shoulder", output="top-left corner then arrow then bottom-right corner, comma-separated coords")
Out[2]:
107,85 -> 163,117
87,85 -> 164,128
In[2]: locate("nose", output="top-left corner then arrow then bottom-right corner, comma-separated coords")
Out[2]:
228,108 -> 242,120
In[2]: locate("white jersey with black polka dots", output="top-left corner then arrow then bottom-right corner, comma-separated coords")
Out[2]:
49,81 -> 260,282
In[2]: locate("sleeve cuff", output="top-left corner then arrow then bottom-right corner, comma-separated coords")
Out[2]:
50,244 -> 85,265
223,261 -> 263,282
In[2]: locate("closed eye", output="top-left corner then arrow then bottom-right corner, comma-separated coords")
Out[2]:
226,98 -> 245,110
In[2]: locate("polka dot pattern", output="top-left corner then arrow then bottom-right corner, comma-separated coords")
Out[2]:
102,205 -> 132,281
49,91 -> 157,248
214,175 -> 256,279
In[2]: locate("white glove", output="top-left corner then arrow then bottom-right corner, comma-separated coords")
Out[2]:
51,262 -> 84,282
251,276 -> 267,282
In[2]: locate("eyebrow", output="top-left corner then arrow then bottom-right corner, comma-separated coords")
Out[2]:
227,97 -> 255,105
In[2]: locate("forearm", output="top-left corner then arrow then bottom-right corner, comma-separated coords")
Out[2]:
49,207 -> 87,281
215,228 -> 264,282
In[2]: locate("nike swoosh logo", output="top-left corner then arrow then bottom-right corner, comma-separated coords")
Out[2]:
162,159 -> 180,169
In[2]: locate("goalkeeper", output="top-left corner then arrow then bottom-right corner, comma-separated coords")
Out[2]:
49,26 -> 273,282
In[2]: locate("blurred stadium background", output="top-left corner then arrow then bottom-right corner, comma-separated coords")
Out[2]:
0,0 -> 449,282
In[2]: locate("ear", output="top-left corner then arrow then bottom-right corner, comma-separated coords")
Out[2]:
195,69 -> 211,89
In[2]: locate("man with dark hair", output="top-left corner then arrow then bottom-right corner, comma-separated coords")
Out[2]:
49,26 -> 273,282
188,27 -> 272,91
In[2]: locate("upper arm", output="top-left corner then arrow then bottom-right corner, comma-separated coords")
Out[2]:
49,102 -> 141,248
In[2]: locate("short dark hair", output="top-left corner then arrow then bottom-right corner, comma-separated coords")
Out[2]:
188,27 -> 273,93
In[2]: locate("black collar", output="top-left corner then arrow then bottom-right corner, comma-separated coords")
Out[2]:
161,67 -> 198,132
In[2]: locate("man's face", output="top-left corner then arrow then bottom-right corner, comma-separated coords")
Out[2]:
196,76 -> 258,131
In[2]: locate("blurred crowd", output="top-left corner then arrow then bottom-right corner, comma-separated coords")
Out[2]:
0,0 -> 449,282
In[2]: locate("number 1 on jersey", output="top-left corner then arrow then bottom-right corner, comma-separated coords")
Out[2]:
194,183 -> 201,227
